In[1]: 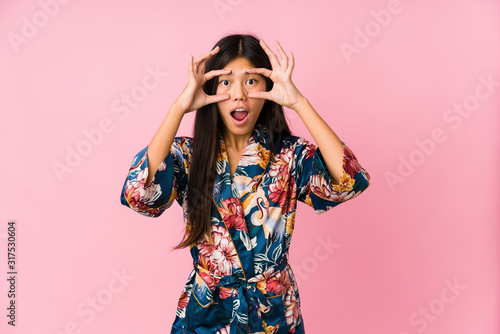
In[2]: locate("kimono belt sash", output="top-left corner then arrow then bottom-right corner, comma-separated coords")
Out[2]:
193,259 -> 290,333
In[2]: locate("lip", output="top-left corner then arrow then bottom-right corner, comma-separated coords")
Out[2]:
230,107 -> 249,125
231,106 -> 248,112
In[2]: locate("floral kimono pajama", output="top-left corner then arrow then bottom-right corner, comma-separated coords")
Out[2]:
120,124 -> 371,333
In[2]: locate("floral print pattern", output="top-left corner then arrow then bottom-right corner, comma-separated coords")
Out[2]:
120,124 -> 371,333
198,224 -> 241,276
220,197 -> 248,232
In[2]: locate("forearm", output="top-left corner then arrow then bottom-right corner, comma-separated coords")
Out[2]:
292,97 -> 344,185
145,102 -> 185,186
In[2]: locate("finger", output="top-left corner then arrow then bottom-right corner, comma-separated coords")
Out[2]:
248,91 -> 273,100
193,54 -> 210,66
259,39 -> 281,68
194,45 -> 220,65
195,46 -> 219,63
205,93 -> 230,105
275,41 -> 288,69
246,68 -> 273,78
287,51 -> 295,75
204,68 -> 232,81
195,46 -> 222,75
188,55 -> 195,78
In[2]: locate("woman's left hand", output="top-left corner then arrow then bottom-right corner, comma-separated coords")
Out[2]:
246,40 -> 305,110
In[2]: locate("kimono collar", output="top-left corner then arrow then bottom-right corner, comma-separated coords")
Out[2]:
251,123 -> 271,149
213,123 -> 273,206
218,123 -> 271,152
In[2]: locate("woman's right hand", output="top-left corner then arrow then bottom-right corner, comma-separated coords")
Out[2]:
175,45 -> 231,113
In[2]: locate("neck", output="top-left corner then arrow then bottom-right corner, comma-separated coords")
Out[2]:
222,129 -> 253,152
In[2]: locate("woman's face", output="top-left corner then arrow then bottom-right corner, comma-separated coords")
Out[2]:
216,57 -> 267,140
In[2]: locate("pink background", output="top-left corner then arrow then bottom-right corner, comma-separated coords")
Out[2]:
1,0 -> 499,333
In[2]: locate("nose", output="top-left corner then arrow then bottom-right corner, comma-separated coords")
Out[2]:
230,82 -> 247,101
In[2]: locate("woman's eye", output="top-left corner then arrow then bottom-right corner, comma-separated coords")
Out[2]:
220,79 -> 230,86
246,79 -> 256,85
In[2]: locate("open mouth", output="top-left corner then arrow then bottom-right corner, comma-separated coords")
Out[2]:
230,108 -> 248,121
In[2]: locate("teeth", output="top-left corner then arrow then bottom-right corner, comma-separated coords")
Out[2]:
233,108 -> 246,111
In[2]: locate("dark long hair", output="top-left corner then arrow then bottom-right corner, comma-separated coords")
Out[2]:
173,33 -> 291,249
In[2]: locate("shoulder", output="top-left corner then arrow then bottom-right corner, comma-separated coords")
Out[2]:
172,136 -> 193,149
173,136 -> 193,144
268,135 -> 317,168
171,136 -> 193,161
279,135 -> 316,153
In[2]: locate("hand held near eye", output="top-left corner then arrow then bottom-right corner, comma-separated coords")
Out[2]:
246,40 -> 305,110
174,45 -> 231,114
247,39 -> 345,184
145,46 -> 231,186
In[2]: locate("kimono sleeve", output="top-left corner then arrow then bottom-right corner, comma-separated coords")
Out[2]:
295,137 -> 371,214
120,137 -> 191,217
